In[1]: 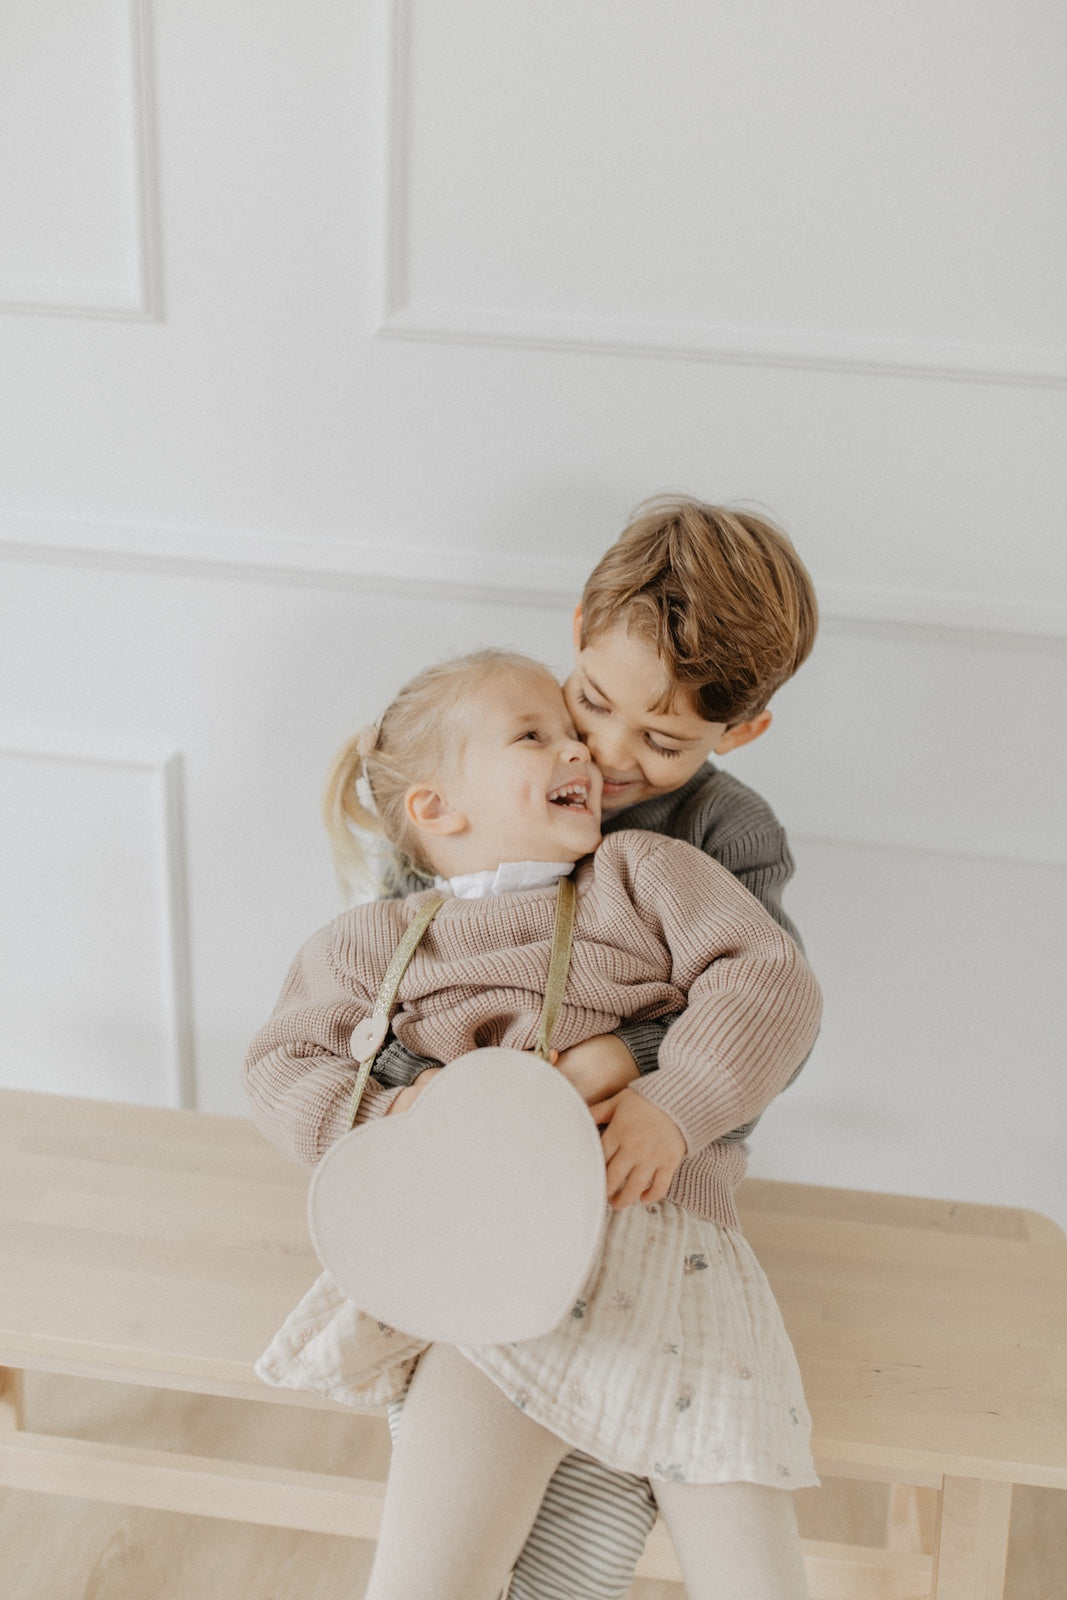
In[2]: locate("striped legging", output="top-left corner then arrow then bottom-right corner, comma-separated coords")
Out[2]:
389,1390 -> 656,1600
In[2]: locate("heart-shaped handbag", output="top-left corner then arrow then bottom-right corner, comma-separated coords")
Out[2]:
306,877 -> 608,1346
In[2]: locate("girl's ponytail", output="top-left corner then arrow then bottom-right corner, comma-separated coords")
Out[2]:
322,728 -> 389,897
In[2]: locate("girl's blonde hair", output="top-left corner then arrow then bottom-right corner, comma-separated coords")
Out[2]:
324,648 -> 555,894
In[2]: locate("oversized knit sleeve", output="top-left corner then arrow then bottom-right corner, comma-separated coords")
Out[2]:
624,835 -> 821,1153
242,913 -> 404,1166
697,814 -> 801,949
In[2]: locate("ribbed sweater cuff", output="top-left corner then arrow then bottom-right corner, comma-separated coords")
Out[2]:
663,1142 -> 748,1230
615,1018 -> 668,1076
374,1038 -> 439,1088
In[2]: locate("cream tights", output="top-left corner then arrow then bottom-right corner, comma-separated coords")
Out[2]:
363,1343 -> 808,1600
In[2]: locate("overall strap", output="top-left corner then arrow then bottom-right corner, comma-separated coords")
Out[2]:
534,873 -> 577,1063
345,874 -> 578,1129
345,896 -> 446,1128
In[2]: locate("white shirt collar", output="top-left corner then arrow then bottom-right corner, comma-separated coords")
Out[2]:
443,860 -> 573,900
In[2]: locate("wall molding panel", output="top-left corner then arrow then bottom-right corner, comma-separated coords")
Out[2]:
0,0 -> 162,321
790,822 -> 1067,874
2,512 -> 1065,644
375,0 -> 1066,391
378,305 -> 1067,393
0,736 -> 194,1107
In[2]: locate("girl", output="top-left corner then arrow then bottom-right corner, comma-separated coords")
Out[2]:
244,649 -> 820,1600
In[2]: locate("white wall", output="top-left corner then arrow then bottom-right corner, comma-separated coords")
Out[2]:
2,2 -> 1065,1231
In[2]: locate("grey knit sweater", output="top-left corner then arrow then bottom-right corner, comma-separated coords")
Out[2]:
243,830 -> 820,1229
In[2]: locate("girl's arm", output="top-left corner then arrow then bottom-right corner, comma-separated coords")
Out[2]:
559,803 -> 804,1098
625,837 -> 821,1155
243,917 -> 404,1166
700,817 -> 802,948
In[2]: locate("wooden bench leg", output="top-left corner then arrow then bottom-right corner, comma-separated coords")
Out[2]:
931,1477 -> 1012,1600
886,1484 -> 938,1554
0,1368 -> 24,1431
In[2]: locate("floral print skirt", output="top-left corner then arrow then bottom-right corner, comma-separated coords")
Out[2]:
256,1199 -> 816,1489
459,1200 -> 817,1487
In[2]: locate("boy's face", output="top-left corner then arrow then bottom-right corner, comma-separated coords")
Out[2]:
429,667 -> 603,872
564,620 -> 738,814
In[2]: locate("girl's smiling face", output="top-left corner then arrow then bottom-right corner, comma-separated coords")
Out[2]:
563,619 -> 732,814
410,664 -> 603,874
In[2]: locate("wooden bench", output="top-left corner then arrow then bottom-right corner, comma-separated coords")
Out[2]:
1,1087 -> 1064,1598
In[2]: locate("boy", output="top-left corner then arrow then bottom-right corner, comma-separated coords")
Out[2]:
548,496 -> 815,1113
373,495 -> 817,1600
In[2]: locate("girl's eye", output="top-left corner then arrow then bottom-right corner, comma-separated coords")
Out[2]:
645,737 -> 682,759
577,690 -> 608,716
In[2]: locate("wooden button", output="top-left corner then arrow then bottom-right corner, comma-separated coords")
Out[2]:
349,1014 -> 389,1059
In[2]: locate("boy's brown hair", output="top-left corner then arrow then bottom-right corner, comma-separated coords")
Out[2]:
579,497 -> 817,724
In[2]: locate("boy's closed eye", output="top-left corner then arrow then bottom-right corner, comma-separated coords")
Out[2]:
576,688 -> 608,718
576,689 -> 684,760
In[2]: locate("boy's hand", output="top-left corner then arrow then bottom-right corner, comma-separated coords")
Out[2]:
589,1087 -> 686,1210
387,1066 -> 443,1114
549,1035 -> 641,1103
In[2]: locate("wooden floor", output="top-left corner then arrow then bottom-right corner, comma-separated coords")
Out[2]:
1,1374 -> 1063,1599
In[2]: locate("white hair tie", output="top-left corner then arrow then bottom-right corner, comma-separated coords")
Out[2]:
355,724 -> 379,759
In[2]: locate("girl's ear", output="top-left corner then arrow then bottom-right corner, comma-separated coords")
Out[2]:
405,785 -> 467,838
571,605 -> 583,654
713,709 -> 772,755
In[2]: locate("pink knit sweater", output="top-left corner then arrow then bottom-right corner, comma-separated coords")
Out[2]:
243,830 -> 821,1229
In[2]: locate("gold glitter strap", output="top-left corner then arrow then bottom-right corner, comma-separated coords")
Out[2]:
534,874 -> 577,1063
346,896 -> 446,1128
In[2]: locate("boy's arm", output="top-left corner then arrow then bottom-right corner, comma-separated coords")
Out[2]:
614,1017 -> 668,1076
375,1035 -> 443,1088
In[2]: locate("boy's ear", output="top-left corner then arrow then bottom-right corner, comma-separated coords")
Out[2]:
404,785 -> 467,838
713,710 -> 772,755
571,605 -> 583,654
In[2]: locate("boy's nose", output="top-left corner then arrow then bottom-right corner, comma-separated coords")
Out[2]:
562,736 -> 592,762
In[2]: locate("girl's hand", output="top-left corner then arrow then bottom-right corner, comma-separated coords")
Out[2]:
549,1035 -> 640,1103
387,1066 -> 443,1115
590,1088 -> 686,1210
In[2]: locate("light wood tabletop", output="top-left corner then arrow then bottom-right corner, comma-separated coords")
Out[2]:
1,1088 -> 1064,1599
739,1175 -> 1067,1493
